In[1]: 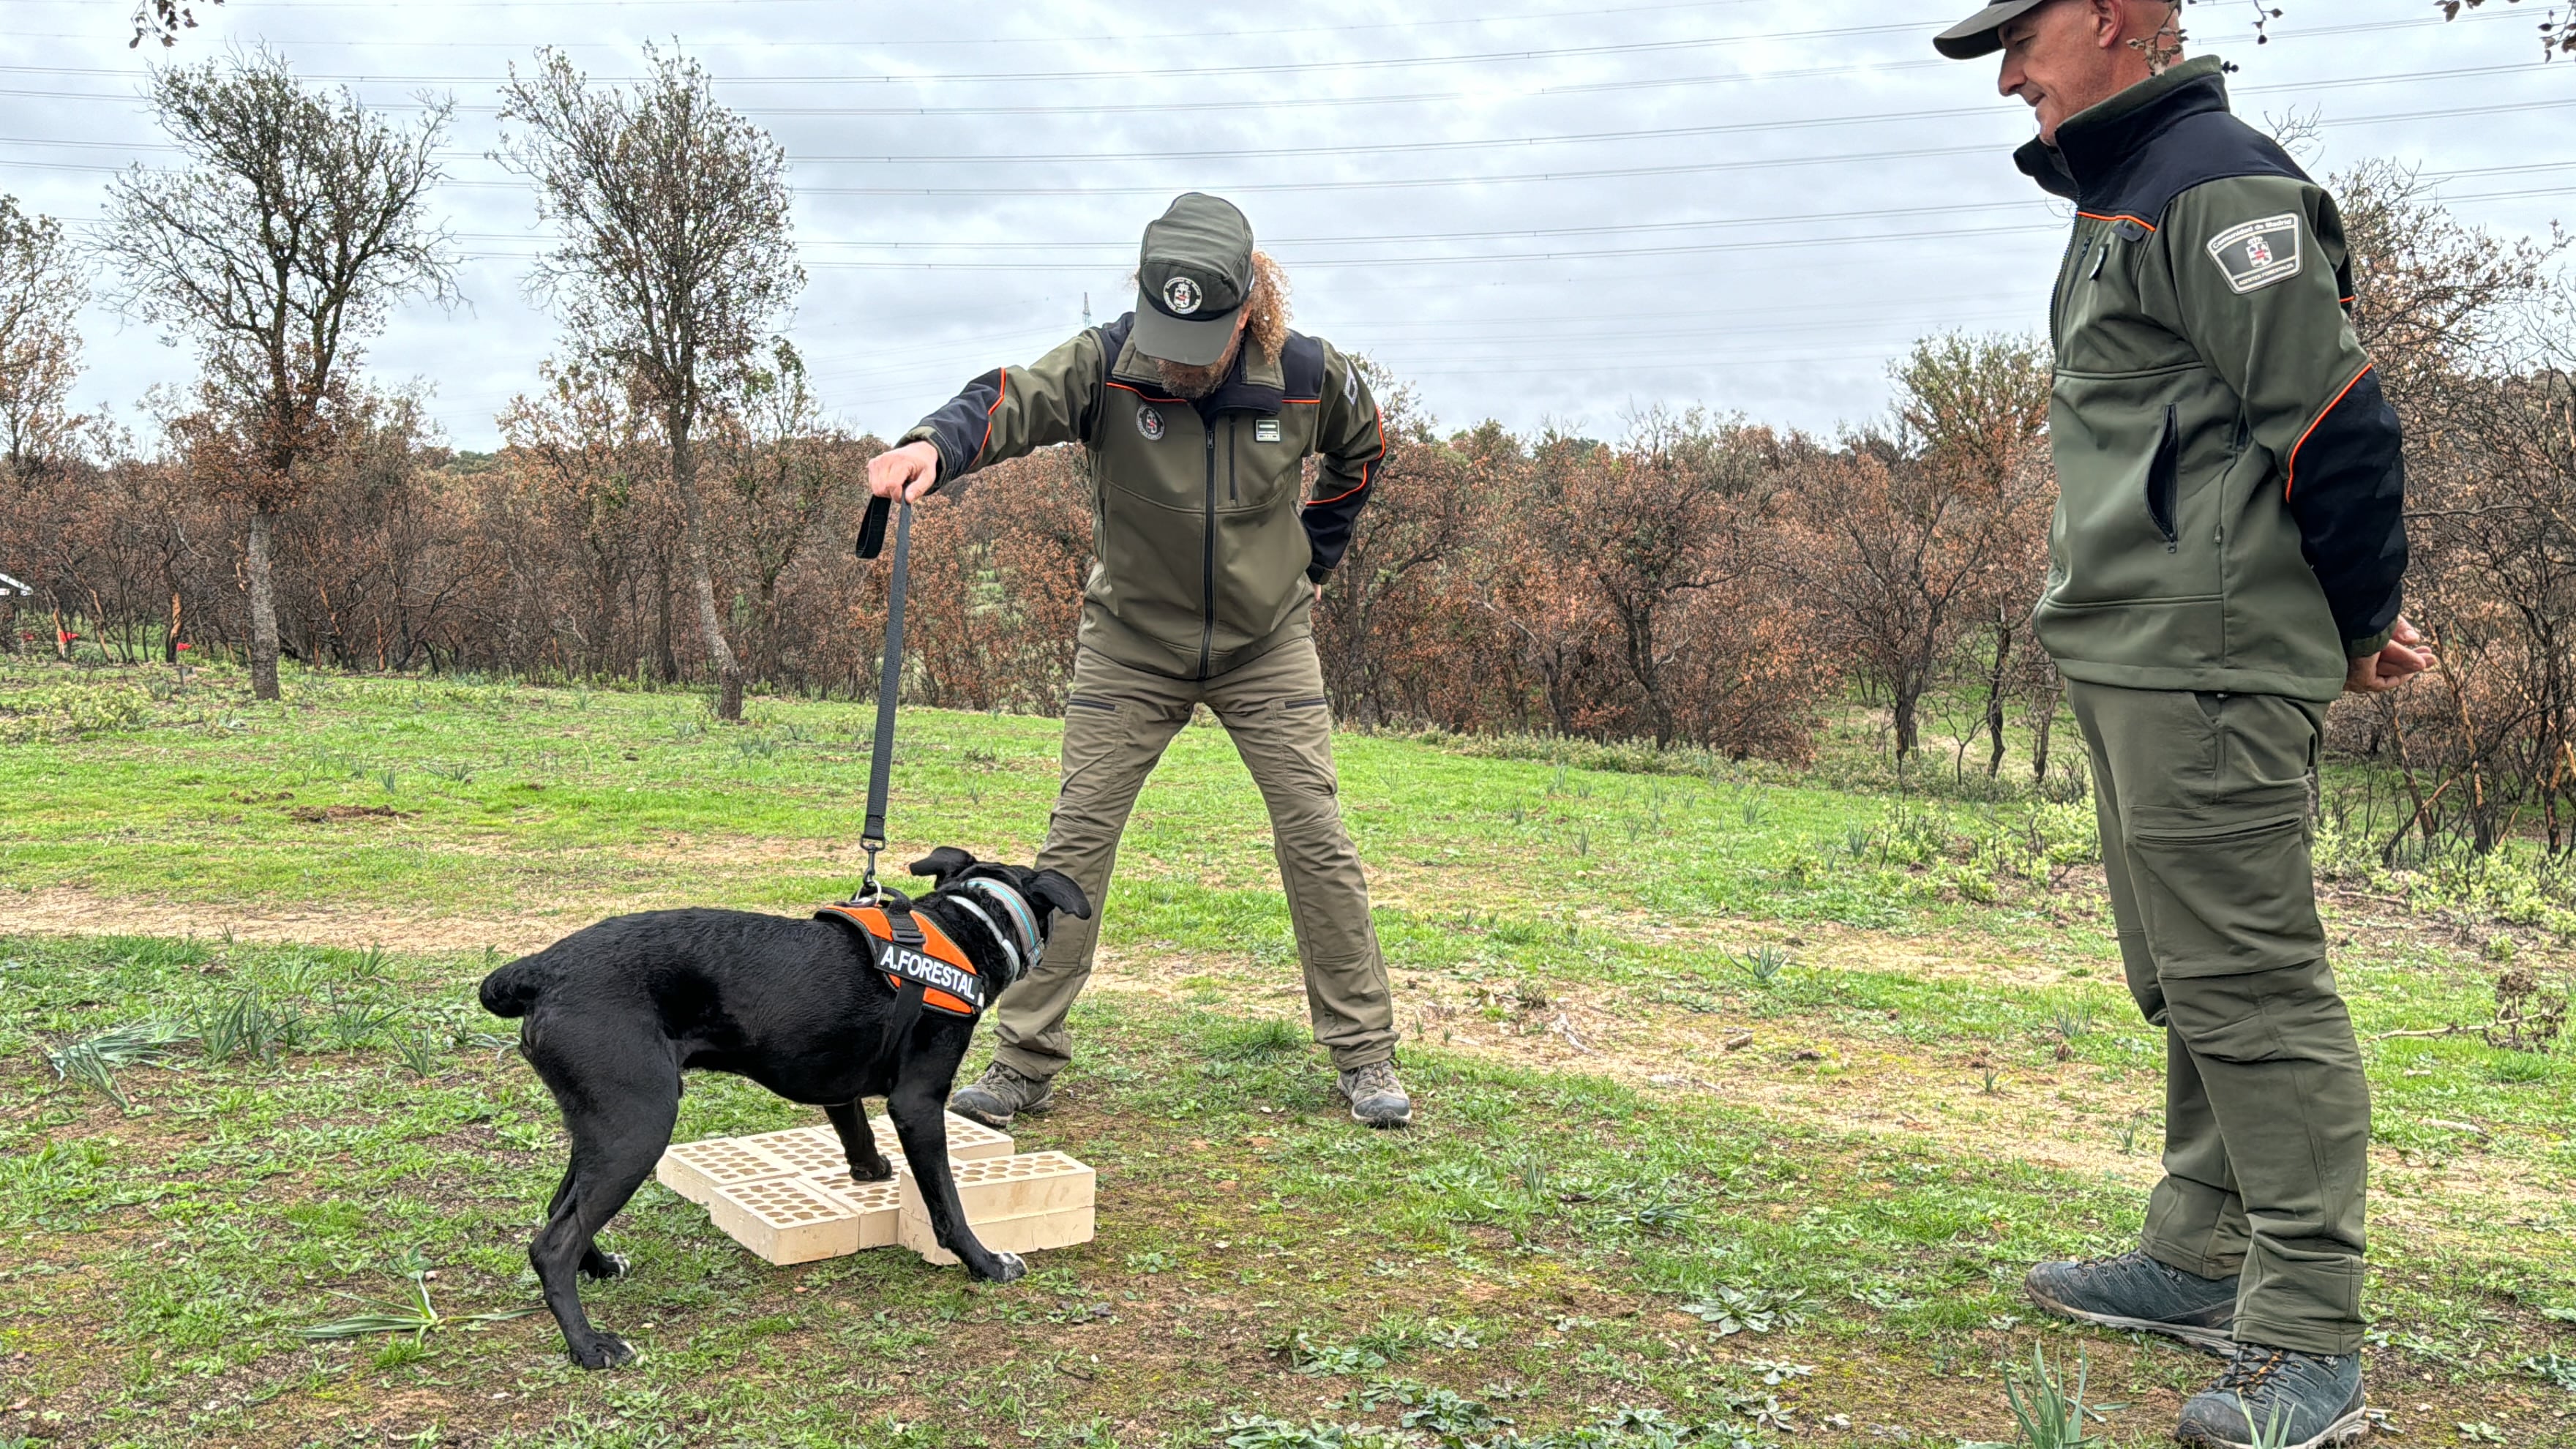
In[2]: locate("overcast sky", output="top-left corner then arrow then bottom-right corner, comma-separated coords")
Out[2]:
2,0 -> 2566,452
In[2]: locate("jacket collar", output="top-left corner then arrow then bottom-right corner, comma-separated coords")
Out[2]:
1109,314 -> 1287,415
2015,55 -> 2231,202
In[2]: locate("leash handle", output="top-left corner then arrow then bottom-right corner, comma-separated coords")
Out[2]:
860,497 -> 912,896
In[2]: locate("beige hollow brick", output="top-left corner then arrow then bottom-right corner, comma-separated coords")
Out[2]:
905,1204 -> 1097,1267
705,1175 -> 866,1265
898,1151 -> 1096,1266
807,1174 -> 905,1251
654,1136 -> 797,1205
869,1112 -> 1017,1163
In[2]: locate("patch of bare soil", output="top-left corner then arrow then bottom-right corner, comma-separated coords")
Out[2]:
283,804 -> 416,823
0,886 -> 596,955
1075,947 -> 2566,1260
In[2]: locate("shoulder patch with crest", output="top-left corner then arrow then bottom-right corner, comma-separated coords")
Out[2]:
2205,214 -> 2303,295
1344,366 -> 1360,405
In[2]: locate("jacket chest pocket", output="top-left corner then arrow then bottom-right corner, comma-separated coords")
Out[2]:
2056,219 -> 2193,376
1219,413 -> 1306,513
1098,392 -> 1205,510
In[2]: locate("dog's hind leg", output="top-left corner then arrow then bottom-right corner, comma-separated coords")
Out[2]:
886,1078 -> 1026,1283
543,1167 -> 629,1280
823,1098 -> 893,1183
528,1049 -> 680,1369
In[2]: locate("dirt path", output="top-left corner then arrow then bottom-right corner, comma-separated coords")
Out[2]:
9,885 -> 2555,1260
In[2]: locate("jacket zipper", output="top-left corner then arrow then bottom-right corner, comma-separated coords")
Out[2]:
2049,220 -> 2082,348
1228,424 -> 1238,503
1199,422 -> 1217,679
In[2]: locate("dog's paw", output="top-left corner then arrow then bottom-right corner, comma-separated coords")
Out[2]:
973,1251 -> 1027,1284
568,1333 -> 636,1370
579,1251 -> 631,1281
845,1161 -> 896,1184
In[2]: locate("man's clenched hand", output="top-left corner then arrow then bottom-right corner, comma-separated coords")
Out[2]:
867,441 -> 943,502
2345,615 -> 2434,695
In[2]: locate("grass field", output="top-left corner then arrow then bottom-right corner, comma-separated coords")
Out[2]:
3,658 -> 2573,1448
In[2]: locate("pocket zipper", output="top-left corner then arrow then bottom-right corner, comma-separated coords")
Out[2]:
2146,403 -> 2180,553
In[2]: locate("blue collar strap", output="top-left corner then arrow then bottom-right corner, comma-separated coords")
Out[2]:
959,877 -> 1042,963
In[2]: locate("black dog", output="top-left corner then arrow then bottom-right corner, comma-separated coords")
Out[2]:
478,847 -> 1089,1368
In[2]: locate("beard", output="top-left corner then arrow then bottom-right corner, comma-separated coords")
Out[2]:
1154,334 -> 1242,400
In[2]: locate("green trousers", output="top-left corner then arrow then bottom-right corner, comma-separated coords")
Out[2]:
989,636 -> 1399,1081
2070,681 -> 2369,1357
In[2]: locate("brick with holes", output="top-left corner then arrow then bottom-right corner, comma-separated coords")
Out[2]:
898,1150 -> 1096,1266
705,1175 -> 869,1265
654,1136 -> 798,1206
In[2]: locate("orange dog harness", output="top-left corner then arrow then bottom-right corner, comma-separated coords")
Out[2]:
815,901 -> 984,1017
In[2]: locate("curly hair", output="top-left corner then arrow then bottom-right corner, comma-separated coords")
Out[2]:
1243,250 -> 1290,362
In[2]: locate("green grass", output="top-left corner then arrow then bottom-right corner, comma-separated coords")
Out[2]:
2,659 -> 2574,1445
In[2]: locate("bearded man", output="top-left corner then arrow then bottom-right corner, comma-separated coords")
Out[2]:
1933,3 -> 2428,1446
864,192 -> 1409,1130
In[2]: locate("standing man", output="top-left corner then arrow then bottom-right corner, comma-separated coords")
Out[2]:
1934,3 -> 2426,1445
864,192 -> 1410,1130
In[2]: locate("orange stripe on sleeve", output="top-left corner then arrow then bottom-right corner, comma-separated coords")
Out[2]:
2285,364 -> 2372,501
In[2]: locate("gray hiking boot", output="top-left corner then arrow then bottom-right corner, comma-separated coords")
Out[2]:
948,1061 -> 1055,1128
2176,1344 -> 2367,1449
1336,1060 -> 1412,1128
2025,1249 -> 2237,1354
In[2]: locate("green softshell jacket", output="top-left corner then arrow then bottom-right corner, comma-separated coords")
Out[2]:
2021,56 -> 2409,702
904,314 -> 1386,681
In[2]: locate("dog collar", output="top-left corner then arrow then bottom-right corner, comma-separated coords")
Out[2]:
958,877 -> 1042,964
946,894 -> 1023,986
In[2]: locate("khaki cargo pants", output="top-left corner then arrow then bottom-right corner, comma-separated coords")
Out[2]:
989,637 -> 1398,1080
2071,681 -> 2368,1357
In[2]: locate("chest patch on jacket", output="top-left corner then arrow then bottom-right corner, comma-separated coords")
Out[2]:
1136,404 -> 1165,441
2206,214 -> 2303,294
1255,418 -> 1281,443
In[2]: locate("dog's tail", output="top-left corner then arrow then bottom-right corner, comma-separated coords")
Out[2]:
477,952 -> 549,1019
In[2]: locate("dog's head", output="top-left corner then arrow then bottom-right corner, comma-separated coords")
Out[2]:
908,847 -> 1091,989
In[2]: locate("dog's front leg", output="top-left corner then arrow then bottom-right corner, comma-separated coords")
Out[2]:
823,1098 -> 893,1183
887,1081 -> 1026,1283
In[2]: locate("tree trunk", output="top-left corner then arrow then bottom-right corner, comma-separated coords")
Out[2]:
1891,678 -> 1921,759
246,504 -> 282,700
668,415 -> 743,720
654,555 -> 679,684
1985,616 -> 2014,777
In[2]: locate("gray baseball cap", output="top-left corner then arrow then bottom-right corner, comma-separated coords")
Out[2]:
1131,192 -> 1254,367
1935,0 -> 2053,58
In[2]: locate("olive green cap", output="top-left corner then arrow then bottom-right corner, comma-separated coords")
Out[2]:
1936,0 -> 2054,58
1131,192 -> 1254,367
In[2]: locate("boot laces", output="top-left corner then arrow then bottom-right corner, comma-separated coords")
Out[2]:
1347,1060 -> 1400,1096
2216,1344 -> 2291,1393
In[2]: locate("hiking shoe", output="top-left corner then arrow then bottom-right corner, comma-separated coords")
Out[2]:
948,1061 -> 1055,1128
2026,1250 -> 2237,1354
1336,1060 -> 1412,1128
2176,1344 -> 2366,1448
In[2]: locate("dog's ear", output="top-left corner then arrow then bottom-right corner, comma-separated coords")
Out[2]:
1023,869 -> 1092,923
907,846 -> 978,886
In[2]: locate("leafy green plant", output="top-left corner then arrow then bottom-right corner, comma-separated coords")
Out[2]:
1961,1344 -> 2108,1449
195,987 -> 301,1065
293,1268 -> 540,1344
1727,944 -> 1789,989
2523,1350 -> 2576,1391
394,1026 -> 444,1079
46,1021 -> 192,1109
1677,1284 -> 1806,1336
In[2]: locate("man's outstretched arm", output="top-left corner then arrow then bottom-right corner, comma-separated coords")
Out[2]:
868,330 -> 1105,501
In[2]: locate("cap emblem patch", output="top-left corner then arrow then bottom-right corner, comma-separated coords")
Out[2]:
1136,404 -> 1166,441
1162,277 -> 1202,315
